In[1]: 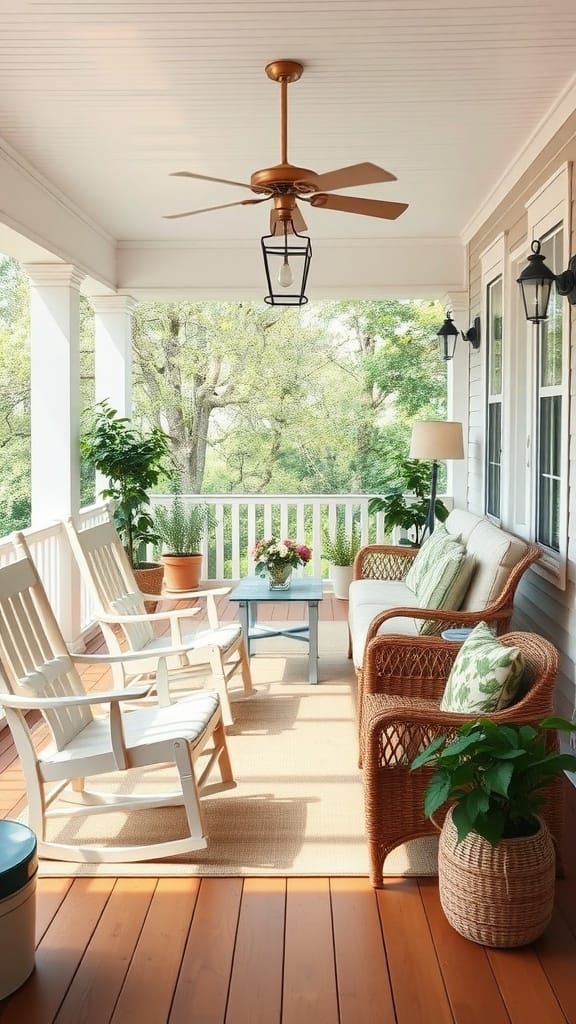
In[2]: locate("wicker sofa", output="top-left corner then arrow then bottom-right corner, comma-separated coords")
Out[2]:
361,631 -> 561,887
349,509 -> 541,691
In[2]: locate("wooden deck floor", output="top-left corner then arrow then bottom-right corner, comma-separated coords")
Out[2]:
0,593 -> 575,1024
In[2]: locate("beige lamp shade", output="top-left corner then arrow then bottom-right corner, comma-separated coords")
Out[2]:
409,420 -> 464,461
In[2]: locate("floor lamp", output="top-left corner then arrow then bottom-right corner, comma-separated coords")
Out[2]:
409,421 -> 465,537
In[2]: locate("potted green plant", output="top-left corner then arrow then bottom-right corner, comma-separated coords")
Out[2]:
81,400 -> 172,593
411,716 -> 576,947
322,519 -> 361,599
153,492 -> 217,591
369,458 -> 448,547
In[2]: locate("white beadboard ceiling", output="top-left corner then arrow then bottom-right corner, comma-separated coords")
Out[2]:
2,0 -> 576,252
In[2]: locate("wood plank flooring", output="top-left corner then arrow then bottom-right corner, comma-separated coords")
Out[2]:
0,592 -> 575,1024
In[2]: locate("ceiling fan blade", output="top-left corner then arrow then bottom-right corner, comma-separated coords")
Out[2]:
302,162 -> 397,193
164,197 -> 268,220
170,171 -> 257,191
308,193 -> 408,220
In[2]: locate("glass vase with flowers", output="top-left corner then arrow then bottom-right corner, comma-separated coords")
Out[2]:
252,537 -> 312,589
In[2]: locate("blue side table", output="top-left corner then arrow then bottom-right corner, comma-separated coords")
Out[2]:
229,576 -> 324,684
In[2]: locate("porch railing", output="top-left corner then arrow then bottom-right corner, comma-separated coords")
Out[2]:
147,493 -> 388,580
0,492 -> 453,646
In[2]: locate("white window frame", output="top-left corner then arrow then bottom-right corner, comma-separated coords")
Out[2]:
480,235 -> 506,524
523,164 -> 571,589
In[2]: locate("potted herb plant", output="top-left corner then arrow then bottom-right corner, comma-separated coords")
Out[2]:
369,458 -> 448,547
321,519 -> 361,599
81,400 -> 172,593
153,492 -> 217,591
411,716 -> 576,947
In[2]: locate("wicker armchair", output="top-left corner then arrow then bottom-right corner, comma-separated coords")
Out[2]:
361,631 -> 561,887
351,540 -> 541,716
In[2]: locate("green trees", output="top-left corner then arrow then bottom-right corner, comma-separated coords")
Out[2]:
0,254 -> 448,529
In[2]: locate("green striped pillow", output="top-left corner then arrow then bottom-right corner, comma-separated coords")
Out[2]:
405,524 -> 455,594
415,544 -> 475,635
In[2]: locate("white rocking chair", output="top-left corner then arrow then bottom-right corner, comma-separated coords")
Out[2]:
63,513 -> 254,726
0,533 -> 235,863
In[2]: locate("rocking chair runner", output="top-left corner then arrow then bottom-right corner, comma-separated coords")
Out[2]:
0,534 -> 235,863
63,514 -> 254,726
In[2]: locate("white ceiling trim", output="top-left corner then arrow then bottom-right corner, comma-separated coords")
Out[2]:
462,71 -> 576,244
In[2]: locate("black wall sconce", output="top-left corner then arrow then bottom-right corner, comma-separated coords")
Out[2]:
261,221 -> 312,306
436,312 -> 481,361
516,238 -> 576,324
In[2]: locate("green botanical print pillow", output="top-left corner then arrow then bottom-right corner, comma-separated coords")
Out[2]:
440,621 -> 524,713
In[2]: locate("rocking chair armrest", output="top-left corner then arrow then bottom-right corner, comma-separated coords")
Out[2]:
0,683 -> 153,710
72,648 -> 175,666
162,585 -> 231,600
96,607 -> 201,625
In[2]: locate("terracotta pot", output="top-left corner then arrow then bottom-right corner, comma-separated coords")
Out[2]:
162,553 -> 203,592
438,805 -> 555,947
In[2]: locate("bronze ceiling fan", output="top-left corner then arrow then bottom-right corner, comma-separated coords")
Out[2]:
165,60 -> 408,235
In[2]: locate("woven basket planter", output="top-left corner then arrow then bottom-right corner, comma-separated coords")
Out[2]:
133,562 -> 164,612
438,805 -> 555,948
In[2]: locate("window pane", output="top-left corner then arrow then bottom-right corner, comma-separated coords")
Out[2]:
486,403 -> 501,518
538,395 -> 561,550
488,278 -> 503,395
540,230 -> 563,387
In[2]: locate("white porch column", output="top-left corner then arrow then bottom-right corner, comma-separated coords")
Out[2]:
24,262 -> 84,647
444,291 -> 470,511
91,295 -> 137,417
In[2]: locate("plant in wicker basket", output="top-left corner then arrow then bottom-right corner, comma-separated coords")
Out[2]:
411,716 -> 576,947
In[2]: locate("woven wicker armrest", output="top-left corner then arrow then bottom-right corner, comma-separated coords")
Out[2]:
353,544 -> 417,582
364,604 -> 511,647
363,634 -> 458,701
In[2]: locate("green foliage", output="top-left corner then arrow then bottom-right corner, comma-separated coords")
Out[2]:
368,458 -> 448,546
411,717 -> 576,845
153,494 -> 217,555
81,400 -> 172,567
321,519 -> 361,566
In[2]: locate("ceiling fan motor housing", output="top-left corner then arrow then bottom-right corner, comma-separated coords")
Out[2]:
250,164 -> 319,195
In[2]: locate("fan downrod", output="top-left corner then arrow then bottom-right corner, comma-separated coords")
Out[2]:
265,60 -> 303,83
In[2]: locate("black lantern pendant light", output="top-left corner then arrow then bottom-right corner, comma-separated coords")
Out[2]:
437,312 -> 460,361
517,237 -> 576,325
261,220 -> 312,306
516,239 -> 556,324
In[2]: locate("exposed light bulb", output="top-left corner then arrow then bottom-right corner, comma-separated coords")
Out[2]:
278,256 -> 293,288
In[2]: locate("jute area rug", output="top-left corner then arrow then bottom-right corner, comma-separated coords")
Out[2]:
38,621 -> 438,878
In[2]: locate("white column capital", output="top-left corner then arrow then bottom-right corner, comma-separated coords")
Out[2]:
22,263 -> 85,290
90,294 -> 138,315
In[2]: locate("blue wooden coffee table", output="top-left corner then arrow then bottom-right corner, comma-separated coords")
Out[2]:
229,576 -> 324,684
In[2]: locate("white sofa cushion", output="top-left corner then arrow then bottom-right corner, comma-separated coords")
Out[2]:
349,579 -> 421,668
460,521 -> 528,610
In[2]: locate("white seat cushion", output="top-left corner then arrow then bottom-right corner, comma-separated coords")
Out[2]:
349,580 -> 421,668
42,690 -> 221,771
